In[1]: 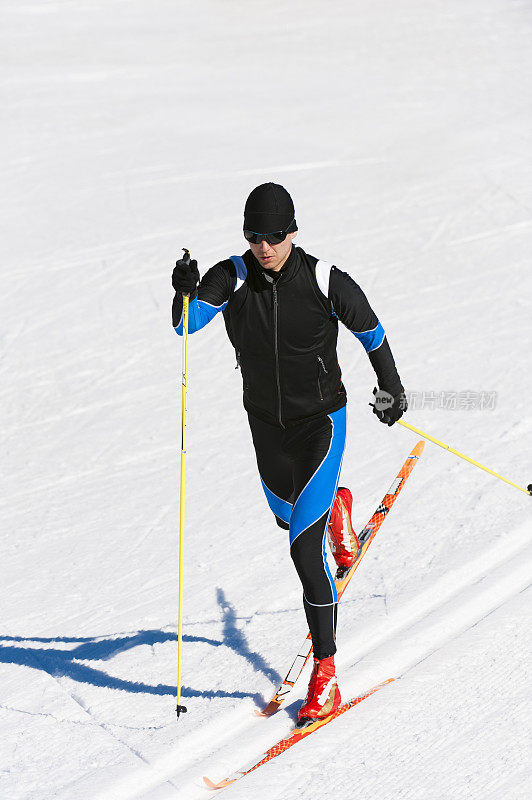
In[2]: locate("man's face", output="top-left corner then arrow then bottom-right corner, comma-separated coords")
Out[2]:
248,231 -> 297,272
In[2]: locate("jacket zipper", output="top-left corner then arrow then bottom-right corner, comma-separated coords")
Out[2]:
317,355 -> 328,400
272,283 -> 284,427
236,350 -> 249,390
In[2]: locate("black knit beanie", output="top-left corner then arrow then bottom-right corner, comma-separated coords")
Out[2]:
243,183 -> 297,234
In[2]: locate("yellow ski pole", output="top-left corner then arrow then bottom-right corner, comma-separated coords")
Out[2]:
177,249 -> 190,718
397,419 -> 531,496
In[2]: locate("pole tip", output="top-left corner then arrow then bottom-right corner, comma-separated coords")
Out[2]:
176,705 -> 188,719
527,484 -> 532,496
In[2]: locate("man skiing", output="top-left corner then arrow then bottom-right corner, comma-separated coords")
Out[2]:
171,183 -> 407,724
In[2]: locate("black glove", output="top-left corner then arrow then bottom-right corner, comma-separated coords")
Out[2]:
371,386 -> 407,426
172,252 -> 199,295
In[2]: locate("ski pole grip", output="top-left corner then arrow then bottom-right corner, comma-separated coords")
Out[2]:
181,248 -> 193,298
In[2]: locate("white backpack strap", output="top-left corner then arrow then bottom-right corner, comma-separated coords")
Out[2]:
315,259 -> 333,299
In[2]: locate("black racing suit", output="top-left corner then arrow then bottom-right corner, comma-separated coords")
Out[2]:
173,245 -> 404,658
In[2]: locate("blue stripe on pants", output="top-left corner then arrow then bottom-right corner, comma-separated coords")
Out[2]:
249,406 -> 347,659
289,406 -> 346,603
260,479 -> 293,524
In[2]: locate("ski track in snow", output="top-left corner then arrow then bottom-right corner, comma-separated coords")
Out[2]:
2,0 -> 532,798
95,522 -> 531,800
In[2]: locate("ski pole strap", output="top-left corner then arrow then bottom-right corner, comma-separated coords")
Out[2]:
397,419 -> 531,496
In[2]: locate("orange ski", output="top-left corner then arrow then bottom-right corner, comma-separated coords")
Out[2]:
257,441 -> 424,717
204,678 -> 394,791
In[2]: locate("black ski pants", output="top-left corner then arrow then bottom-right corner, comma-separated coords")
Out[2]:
248,406 -> 346,660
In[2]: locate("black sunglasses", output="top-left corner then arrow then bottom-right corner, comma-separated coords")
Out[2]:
243,219 -> 296,246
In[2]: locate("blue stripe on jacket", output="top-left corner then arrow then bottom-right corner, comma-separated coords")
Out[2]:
174,298 -> 228,335
174,255 -> 247,336
352,321 -> 385,352
230,255 -> 247,288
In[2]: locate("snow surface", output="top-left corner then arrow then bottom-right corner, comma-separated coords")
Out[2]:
1,0 -> 531,798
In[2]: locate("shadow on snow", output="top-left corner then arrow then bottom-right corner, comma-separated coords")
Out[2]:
0,588 -> 281,704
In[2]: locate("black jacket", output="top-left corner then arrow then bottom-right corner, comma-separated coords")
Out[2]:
172,246 -> 403,428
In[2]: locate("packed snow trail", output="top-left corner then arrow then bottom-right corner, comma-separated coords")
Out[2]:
1,1 -> 531,799
96,521 -> 531,799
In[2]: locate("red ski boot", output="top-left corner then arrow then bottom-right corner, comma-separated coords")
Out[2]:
297,655 -> 341,727
328,487 -> 359,578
